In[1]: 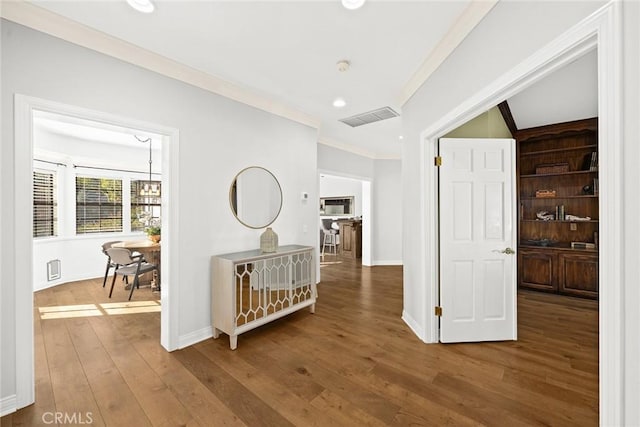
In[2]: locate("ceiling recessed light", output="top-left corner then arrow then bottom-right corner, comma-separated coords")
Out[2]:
127,0 -> 155,13
333,98 -> 347,108
342,0 -> 366,10
398,135 -> 404,140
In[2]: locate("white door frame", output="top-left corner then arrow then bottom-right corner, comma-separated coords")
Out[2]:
13,95 -> 181,410
317,169 -> 373,267
419,3 -> 621,425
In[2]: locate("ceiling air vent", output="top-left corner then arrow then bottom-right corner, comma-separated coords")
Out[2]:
339,106 -> 400,128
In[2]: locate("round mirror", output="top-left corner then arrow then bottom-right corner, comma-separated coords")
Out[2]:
229,166 -> 283,229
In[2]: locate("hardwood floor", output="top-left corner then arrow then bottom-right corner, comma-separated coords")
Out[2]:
2,256 -> 598,426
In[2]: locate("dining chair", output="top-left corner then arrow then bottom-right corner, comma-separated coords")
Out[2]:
106,247 -> 158,300
101,241 -> 123,288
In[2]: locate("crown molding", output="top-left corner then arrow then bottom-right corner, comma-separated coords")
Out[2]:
398,0 -> 498,106
318,137 -> 400,160
0,1 -> 320,129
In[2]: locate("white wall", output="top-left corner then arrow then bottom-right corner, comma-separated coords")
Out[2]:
33,233 -> 143,290
34,128 -> 161,173
1,20 -> 318,407
402,0 -> 639,424
318,143 -> 402,265
318,143 -> 374,179
372,160 -> 402,265
319,174 -> 362,217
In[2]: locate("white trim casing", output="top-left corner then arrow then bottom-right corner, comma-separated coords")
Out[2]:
415,3 -> 622,425
401,310 -> 424,342
596,4 -> 623,425
0,395 -> 17,418
178,326 -> 213,350
12,95 -> 181,413
317,169 -> 374,269
14,95 -> 35,411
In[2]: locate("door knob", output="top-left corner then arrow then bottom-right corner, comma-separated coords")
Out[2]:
493,247 -> 515,255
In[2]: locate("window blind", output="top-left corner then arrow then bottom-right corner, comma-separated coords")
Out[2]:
33,170 -> 57,237
76,177 -> 122,234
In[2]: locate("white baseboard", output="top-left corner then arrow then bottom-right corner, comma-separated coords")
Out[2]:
34,273 -> 101,292
0,394 -> 17,417
402,310 -> 427,343
178,326 -> 213,349
372,260 -> 403,266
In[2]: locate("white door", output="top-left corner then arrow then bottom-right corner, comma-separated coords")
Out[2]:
439,138 -> 517,343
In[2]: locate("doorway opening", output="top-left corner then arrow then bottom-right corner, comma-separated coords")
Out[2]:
418,3 -> 621,422
318,172 -> 371,268
13,95 -> 180,410
435,45 -> 599,341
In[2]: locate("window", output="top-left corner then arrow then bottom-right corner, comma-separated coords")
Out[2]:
130,180 -> 161,232
76,177 -> 122,234
33,170 -> 57,237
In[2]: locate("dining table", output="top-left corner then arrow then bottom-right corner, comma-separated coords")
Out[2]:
112,239 -> 161,291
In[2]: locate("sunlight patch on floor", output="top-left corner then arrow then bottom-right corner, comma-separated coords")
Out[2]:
40,307 -> 103,320
100,300 -> 161,315
39,300 -> 161,319
320,261 -> 343,267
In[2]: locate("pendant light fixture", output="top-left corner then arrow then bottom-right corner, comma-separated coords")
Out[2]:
135,135 -> 160,197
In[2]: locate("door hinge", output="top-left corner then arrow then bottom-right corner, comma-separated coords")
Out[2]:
434,156 -> 442,167
435,306 -> 442,317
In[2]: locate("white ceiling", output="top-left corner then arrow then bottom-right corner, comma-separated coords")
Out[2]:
33,110 -> 163,149
13,1 -> 598,157
507,49 -> 598,130
25,0 -> 476,158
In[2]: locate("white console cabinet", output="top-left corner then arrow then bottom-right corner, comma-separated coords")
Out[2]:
211,245 -> 316,349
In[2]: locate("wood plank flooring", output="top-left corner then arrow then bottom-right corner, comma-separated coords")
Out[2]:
2,256 -> 598,426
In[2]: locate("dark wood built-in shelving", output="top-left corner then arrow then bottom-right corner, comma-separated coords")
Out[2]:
517,118 -> 599,299
520,170 -> 597,178
520,195 -> 598,200
520,144 -> 598,157
521,219 -> 599,223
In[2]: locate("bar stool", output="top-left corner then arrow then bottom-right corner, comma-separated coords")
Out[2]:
322,228 -> 338,256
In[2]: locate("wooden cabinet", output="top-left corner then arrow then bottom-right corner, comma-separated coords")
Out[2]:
338,220 -> 362,259
558,252 -> 598,298
211,245 -> 316,349
517,118 -> 599,299
519,248 -> 598,299
518,249 -> 557,293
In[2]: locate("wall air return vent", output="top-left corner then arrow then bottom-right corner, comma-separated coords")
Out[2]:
339,106 -> 400,127
47,259 -> 61,281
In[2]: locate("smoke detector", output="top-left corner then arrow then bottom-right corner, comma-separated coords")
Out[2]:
336,60 -> 350,72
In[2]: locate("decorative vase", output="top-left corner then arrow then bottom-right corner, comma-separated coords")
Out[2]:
260,227 -> 278,253
149,234 -> 161,243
